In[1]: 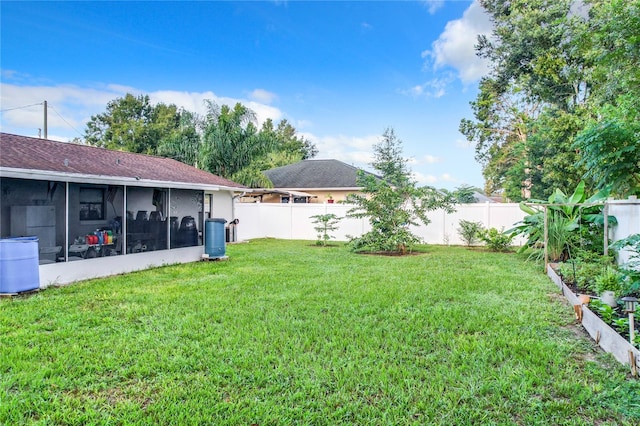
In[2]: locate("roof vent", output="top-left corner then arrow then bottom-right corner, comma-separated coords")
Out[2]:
63,159 -> 69,166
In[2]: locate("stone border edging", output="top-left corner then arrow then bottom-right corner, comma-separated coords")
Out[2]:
547,264 -> 639,376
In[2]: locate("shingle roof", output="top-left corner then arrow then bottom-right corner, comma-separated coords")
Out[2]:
264,159 -> 373,189
0,132 -> 245,188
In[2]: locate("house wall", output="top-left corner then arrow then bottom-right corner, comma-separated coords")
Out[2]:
256,190 -> 357,204
40,246 -> 203,288
211,191 -> 233,221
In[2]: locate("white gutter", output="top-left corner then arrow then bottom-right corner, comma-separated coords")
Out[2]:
274,187 -> 363,191
0,167 -> 244,192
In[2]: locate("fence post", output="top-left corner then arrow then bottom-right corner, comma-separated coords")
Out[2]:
603,202 -> 609,257
544,206 -> 549,273
486,202 -> 491,229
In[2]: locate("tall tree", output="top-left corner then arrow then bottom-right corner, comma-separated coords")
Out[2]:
462,0 -> 594,199
459,78 -> 539,200
84,93 -> 181,154
200,102 -> 277,187
260,118 -> 318,160
347,128 -> 455,254
156,109 -> 202,167
573,0 -> 640,196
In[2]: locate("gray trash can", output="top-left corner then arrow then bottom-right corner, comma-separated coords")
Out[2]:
205,218 -> 227,258
0,237 -> 40,293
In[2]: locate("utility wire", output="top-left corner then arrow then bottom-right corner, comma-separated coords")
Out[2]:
48,104 -> 84,139
1,101 -> 85,139
0,102 -> 44,113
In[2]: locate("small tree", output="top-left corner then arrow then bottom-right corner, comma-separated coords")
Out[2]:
457,220 -> 485,247
452,185 -> 479,203
347,128 -> 455,254
310,214 -> 341,246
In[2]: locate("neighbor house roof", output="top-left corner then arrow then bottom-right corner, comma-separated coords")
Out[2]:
473,191 -> 497,203
0,132 -> 245,190
264,159 -> 375,189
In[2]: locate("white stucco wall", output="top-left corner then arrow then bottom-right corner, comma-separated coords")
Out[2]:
39,246 -> 204,288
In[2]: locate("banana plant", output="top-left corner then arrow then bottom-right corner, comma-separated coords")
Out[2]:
508,181 -> 616,260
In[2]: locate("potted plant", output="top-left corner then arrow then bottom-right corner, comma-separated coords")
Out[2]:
327,194 -> 334,204
594,267 -> 623,308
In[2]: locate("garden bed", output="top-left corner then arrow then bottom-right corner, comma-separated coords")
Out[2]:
548,263 -> 639,376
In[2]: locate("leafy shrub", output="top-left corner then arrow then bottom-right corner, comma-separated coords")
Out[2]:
611,233 -> 640,297
611,317 -> 629,333
457,220 -> 484,247
508,181 -> 615,261
481,228 -> 514,252
589,299 -> 616,323
593,267 -> 623,296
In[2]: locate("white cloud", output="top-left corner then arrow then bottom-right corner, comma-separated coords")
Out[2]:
455,138 -> 472,149
148,90 -> 283,126
412,171 -> 438,185
424,0 -> 493,84
423,154 -> 441,164
440,173 -> 458,183
361,22 -> 373,31
295,119 -> 313,130
401,74 -> 453,98
300,132 -> 379,167
409,154 -> 441,165
0,79 -> 284,140
423,0 -> 445,15
248,88 -> 278,104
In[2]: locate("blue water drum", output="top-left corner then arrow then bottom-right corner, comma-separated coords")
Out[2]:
0,237 -> 40,293
205,218 -> 227,258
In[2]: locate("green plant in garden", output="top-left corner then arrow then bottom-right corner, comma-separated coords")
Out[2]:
611,317 -> 629,334
558,254 -> 614,292
457,220 -> 484,247
347,128 -> 455,254
546,212 -> 577,262
589,299 -> 616,324
310,213 -> 341,246
509,181 -> 615,261
594,267 -> 623,297
480,227 -> 514,252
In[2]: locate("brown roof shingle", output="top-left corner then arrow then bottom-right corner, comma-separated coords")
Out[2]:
0,132 -> 245,188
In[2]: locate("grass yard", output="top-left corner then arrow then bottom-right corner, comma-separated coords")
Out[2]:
2,239 -> 640,425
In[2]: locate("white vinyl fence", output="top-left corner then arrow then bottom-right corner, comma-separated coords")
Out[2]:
234,202 -> 527,245
608,197 -> 640,264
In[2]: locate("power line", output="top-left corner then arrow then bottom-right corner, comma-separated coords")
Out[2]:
48,104 -> 84,139
1,100 -> 85,139
0,102 -> 44,113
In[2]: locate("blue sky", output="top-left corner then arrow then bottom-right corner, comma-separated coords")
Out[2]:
1,1 -> 493,190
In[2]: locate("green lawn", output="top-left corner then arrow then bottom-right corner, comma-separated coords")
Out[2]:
2,239 -> 639,425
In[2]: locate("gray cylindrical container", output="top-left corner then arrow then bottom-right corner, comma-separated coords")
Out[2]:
0,237 -> 40,293
205,218 -> 227,258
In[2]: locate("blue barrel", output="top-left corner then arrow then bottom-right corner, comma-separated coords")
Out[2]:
0,237 -> 40,293
205,218 -> 227,258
